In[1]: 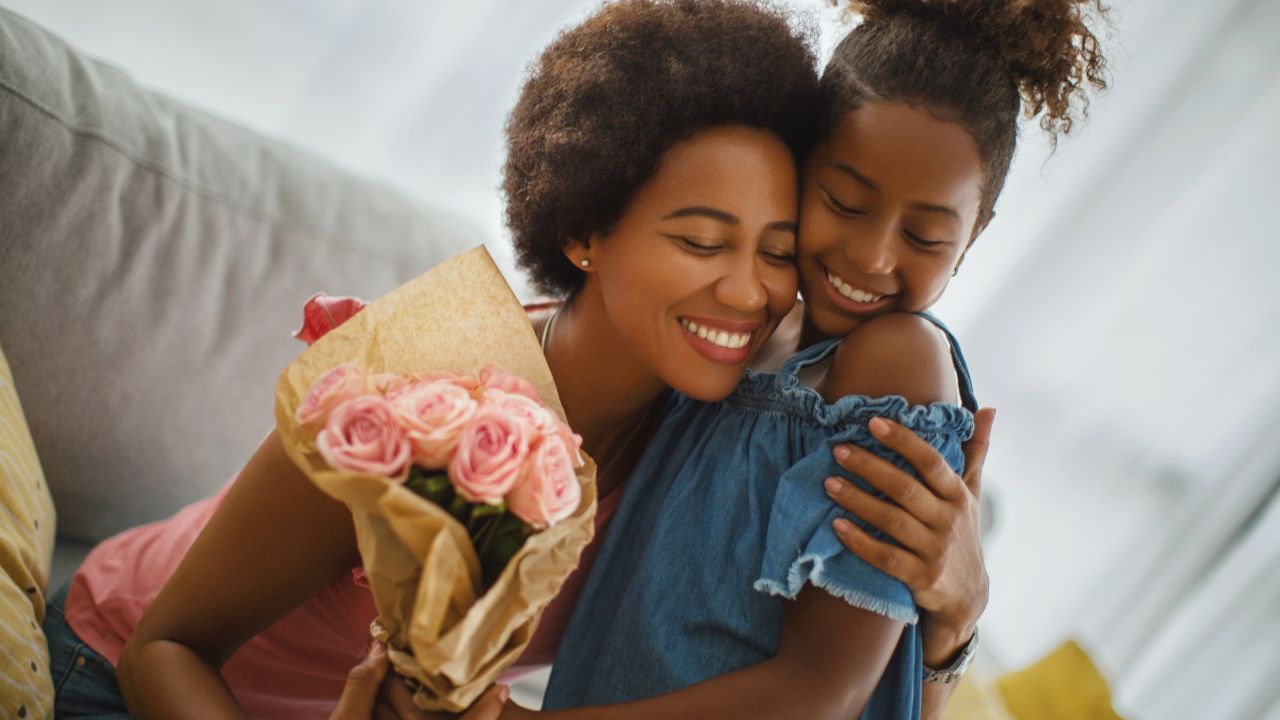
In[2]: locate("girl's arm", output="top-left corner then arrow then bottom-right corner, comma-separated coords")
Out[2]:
826,411 -> 992,720
116,428 -> 361,719
822,313 -> 983,720
503,588 -> 902,720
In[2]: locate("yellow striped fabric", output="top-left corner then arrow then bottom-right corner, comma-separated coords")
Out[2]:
0,340 -> 55,719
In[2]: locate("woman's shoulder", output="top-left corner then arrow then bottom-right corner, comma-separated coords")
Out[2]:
824,313 -> 959,407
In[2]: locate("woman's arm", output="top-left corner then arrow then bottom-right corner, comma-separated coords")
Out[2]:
116,428 -> 362,718
503,588 -> 902,720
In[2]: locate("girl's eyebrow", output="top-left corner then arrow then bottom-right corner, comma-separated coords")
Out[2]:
833,162 -> 960,221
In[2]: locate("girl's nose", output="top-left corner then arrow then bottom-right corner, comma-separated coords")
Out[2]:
847,221 -> 896,275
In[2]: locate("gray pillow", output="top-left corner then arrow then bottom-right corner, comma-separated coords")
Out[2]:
0,6 -> 480,544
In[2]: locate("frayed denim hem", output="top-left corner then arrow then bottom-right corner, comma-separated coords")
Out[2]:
754,553 -> 919,625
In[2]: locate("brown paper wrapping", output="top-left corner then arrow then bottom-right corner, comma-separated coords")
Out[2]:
274,246 -> 597,711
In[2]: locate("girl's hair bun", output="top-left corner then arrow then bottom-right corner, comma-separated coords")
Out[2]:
836,0 -> 1108,139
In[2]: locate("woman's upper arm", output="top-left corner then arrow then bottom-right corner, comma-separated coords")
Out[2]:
822,313 -> 959,407
127,427 -> 361,666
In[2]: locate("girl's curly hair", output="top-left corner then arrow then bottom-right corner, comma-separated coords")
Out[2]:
826,0 -> 1109,229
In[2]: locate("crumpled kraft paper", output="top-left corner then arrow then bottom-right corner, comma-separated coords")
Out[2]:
274,246 -> 597,711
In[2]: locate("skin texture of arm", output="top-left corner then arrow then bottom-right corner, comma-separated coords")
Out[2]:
116,428 -> 361,719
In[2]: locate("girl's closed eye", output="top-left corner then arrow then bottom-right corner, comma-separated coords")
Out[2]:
904,229 -> 948,250
820,185 -> 867,216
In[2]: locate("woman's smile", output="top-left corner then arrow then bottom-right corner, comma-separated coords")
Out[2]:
678,315 -> 761,364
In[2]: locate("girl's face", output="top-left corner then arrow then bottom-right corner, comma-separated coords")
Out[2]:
577,125 -> 799,402
797,101 -> 985,339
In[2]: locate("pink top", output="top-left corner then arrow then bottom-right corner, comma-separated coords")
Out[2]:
66,472 -> 621,718
65,294 -> 622,718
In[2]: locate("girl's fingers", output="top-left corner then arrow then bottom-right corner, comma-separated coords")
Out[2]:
961,408 -> 996,496
831,517 -> 927,591
824,478 -> 933,552
831,444 -> 945,527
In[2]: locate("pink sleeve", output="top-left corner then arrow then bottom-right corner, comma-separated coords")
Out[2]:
293,293 -> 368,346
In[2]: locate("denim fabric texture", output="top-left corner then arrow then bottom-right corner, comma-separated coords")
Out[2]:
544,314 -> 977,719
43,584 -> 132,719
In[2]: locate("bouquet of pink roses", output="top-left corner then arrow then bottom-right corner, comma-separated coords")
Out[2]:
296,362 -> 583,587
274,247 -> 596,712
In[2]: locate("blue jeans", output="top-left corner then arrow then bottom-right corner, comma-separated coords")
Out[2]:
42,584 -> 132,719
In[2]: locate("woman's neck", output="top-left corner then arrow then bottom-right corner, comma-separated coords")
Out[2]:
542,292 -> 667,495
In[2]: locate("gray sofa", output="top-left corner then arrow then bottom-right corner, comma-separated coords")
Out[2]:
0,4 -> 478,588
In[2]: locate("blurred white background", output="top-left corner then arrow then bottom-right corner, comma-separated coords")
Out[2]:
7,0 -> 1278,717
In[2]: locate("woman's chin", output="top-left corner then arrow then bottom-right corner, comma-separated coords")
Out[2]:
670,373 -> 743,403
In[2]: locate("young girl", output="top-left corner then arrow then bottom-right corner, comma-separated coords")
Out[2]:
534,1 -> 1108,718
43,1 -> 990,718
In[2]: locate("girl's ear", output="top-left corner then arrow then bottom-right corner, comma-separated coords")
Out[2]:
954,210 -> 993,276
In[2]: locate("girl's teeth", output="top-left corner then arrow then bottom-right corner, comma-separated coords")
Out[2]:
827,271 -> 884,304
681,320 -> 751,350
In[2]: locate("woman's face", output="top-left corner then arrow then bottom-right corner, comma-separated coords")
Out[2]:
578,125 -> 799,402
797,101 -> 985,339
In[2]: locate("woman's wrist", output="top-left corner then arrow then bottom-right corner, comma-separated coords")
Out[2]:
920,616 -> 978,669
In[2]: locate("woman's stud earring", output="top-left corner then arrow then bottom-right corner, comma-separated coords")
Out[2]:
580,259 -> 591,268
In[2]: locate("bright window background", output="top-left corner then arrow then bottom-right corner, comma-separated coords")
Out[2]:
9,1 -> 1277,716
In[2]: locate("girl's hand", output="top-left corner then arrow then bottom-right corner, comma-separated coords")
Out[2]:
824,407 -> 995,666
331,643 -> 510,720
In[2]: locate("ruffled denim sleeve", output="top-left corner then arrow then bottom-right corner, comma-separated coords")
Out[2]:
754,396 -> 974,623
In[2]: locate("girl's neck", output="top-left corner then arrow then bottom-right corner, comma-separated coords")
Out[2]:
542,292 -> 667,496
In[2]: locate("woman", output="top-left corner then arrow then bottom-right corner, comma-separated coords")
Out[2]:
44,2 -> 991,718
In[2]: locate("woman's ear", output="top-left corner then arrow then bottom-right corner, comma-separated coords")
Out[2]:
564,238 -> 596,272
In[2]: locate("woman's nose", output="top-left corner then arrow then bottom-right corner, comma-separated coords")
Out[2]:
713,256 -> 767,313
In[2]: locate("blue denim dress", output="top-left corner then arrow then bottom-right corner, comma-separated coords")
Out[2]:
543,315 -> 977,718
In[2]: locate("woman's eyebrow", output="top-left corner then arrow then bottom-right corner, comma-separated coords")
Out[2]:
662,206 -> 739,224
767,221 -> 798,234
835,162 -> 960,221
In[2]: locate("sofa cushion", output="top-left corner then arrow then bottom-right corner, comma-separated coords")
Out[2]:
0,6 -> 479,543
0,339 -> 56,720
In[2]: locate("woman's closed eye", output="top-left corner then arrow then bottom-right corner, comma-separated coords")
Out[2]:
666,234 -> 723,254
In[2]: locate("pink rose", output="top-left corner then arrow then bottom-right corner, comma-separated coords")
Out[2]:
479,365 -> 541,402
316,396 -> 412,477
368,372 -> 416,399
392,380 -> 478,466
485,390 -> 585,466
296,363 -> 367,427
448,406 -> 534,504
419,370 -> 482,394
507,434 -> 582,529
294,293 -> 367,346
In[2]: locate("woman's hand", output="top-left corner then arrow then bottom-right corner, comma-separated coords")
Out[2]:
331,643 -> 510,720
824,407 -> 995,666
